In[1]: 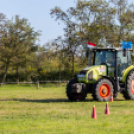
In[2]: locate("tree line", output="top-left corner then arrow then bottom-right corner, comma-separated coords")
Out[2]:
0,0 -> 134,83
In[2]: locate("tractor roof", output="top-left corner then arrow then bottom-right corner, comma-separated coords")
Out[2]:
90,47 -> 133,51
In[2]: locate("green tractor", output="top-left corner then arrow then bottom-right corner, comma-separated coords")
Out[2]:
66,47 -> 134,101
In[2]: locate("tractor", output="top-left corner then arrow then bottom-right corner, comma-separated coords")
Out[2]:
66,46 -> 134,101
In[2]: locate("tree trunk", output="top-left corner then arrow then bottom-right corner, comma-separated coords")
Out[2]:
72,52 -> 74,78
17,65 -> 19,84
2,64 -> 9,83
59,66 -> 61,80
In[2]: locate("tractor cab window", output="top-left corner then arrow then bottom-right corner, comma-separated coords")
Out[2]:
94,51 -> 115,67
94,51 -> 103,65
127,51 -> 132,66
118,51 -> 132,77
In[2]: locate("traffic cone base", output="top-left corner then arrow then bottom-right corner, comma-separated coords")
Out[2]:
110,94 -> 113,102
92,106 -> 97,119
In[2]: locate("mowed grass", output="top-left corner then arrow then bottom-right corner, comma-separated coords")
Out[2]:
0,84 -> 134,134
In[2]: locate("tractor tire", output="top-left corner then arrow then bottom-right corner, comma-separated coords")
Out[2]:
66,78 -> 87,101
121,90 -> 130,100
92,78 -> 113,101
123,71 -> 134,100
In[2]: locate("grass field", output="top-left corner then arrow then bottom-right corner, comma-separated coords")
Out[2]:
0,84 -> 134,134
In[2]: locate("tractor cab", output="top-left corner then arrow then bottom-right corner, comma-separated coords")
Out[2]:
91,48 -> 132,79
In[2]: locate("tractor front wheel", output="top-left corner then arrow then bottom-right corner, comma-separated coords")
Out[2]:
92,79 -> 113,101
66,78 -> 87,101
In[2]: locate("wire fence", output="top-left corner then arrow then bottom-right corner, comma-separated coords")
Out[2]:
0,80 -> 69,89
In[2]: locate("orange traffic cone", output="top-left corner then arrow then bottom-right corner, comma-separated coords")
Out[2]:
105,102 -> 110,115
92,105 -> 97,119
110,94 -> 113,102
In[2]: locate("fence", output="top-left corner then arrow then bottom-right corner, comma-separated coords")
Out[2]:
0,80 -> 69,89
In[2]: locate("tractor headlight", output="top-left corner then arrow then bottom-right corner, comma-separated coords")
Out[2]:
88,71 -> 93,81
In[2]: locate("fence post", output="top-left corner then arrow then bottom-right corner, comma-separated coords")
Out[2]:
37,81 -> 39,89
59,80 -> 61,87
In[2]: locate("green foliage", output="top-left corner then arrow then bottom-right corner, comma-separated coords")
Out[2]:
0,15 -> 40,83
1,0 -> 134,82
51,0 -> 134,47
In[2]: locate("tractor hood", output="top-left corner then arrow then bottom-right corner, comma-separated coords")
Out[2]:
77,65 -> 107,84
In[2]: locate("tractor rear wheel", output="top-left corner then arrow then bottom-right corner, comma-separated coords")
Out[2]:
66,78 -> 87,101
92,79 -> 113,101
121,90 -> 130,100
124,71 -> 134,100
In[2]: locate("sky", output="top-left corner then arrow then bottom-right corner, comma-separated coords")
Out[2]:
0,0 -> 134,46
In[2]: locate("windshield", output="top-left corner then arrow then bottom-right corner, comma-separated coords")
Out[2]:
94,51 -> 115,67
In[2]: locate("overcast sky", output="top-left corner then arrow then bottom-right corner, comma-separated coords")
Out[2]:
0,0 -> 134,46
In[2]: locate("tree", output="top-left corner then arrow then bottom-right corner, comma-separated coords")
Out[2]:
0,15 -> 40,83
51,6 -> 82,77
51,0 -> 134,47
